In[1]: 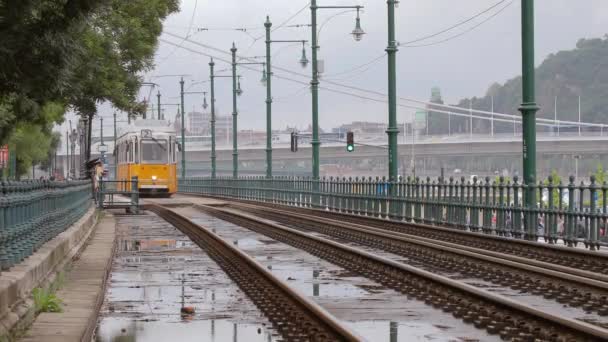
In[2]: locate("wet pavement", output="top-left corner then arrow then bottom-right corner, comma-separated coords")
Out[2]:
176,206 -> 496,341
95,211 -> 279,342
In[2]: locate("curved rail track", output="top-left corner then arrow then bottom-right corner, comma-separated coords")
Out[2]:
146,204 -> 361,342
204,197 -> 608,276
225,202 -> 608,318
189,203 -> 608,341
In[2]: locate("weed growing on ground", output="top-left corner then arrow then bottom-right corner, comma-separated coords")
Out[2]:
32,288 -> 62,313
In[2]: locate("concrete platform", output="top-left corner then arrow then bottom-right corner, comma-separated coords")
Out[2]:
20,214 -> 116,342
0,206 -> 98,340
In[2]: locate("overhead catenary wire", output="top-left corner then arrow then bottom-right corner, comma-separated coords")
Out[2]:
272,2 -> 311,33
156,0 -> 199,66
322,53 -> 386,80
402,1 -> 515,48
162,33 -> 608,128
157,37 -> 579,130
400,0 -> 508,46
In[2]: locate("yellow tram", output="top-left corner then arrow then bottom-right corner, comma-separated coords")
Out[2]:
116,121 -> 178,197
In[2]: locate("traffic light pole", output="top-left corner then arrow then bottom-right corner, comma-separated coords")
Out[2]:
519,0 -> 539,240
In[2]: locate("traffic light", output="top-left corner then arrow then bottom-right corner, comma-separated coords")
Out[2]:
346,131 -> 354,152
290,132 -> 298,152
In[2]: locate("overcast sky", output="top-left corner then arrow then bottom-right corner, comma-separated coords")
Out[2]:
60,0 -> 608,137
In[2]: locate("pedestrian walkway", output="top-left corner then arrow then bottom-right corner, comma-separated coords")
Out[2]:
20,214 -> 116,342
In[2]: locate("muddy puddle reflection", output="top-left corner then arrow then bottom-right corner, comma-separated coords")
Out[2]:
95,212 -> 279,342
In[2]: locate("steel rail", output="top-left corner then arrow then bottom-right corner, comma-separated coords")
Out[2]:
229,202 -> 608,316
199,195 -> 608,275
146,204 -> 361,342
193,203 -> 608,341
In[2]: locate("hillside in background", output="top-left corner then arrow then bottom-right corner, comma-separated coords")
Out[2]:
427,36 -> 608,135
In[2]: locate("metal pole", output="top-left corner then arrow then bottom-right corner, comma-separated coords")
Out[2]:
157,91 -> 162,120
387,0 -> 399,216
180,77 -> 186,178
100,116 -> 105,165
66,130 -> 69,179
209,58 -> 217,178
231,43 -> 239,179
311,0 -> 321,198
113,112 -> 117,179
491,96 -> 494,137
69,120 -> 74,179
519,0 -> 539,240
469,99 -> 473,140
412,123 -> 416,178
554,96 -> 557,136
578,95 -> 581,136
448,112 -> 451,136
265,16 -> 273,179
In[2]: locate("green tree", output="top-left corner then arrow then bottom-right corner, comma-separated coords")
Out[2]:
593,164 -> 607,206
0,0 -> 179,176
543,170 -> 562,208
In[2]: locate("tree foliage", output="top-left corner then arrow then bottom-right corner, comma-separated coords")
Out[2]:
0,0 -> 179,176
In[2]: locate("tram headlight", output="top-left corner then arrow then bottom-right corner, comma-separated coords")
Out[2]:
151,175 -> 157,181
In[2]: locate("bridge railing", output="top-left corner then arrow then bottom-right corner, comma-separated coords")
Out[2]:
180,175 -> 608,250
0,180 -> 92,271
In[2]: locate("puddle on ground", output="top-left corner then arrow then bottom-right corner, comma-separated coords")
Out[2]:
95,212 -> 279,342
97,318 -> 276,342
176,206 -> 496,341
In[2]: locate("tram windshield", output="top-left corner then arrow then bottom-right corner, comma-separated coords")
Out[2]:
141,139 -> 168,164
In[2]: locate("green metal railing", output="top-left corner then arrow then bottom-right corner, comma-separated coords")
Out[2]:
179,175 -> 608,250
0,180 -> 92,271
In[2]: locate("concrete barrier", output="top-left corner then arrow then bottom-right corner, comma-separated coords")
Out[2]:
0,206 -> 98,340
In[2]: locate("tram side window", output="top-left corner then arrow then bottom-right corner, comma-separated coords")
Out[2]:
128,141 -> 133,163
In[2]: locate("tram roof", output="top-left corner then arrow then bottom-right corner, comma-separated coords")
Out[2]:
117,119 -> 176,139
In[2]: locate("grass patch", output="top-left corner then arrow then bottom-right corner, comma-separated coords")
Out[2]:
32,271 -> 66,313
32,288 -> 62,313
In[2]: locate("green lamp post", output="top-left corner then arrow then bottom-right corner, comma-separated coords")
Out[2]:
180,77 -> 186,178
310,1 -> 365,206
519,0 -> 539,240
386,0 -> 399,217
264,16 -> 309,179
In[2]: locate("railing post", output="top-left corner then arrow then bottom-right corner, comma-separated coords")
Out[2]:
589,175 -> 598,250
131,176 -> 139,214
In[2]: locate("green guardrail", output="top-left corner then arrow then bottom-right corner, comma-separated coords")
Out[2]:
0,180 -> 92,271
97,176 -> 139,214
179,175 -> 608,251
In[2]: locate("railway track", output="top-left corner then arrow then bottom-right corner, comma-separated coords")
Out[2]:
225,202 -> 608,318
204,197 -> 608,276
146,204 -> 361,342
190,203 -> 608,341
